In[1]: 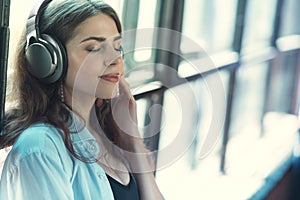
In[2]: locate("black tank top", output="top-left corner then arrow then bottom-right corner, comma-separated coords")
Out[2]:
106,173 -> 140,200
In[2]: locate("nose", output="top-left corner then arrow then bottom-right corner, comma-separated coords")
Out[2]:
104,45 -> 123,67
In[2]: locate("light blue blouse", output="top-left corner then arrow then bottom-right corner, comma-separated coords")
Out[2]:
0,114 -> 114,200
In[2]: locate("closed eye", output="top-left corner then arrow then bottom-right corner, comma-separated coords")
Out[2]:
85,45 -> 103,52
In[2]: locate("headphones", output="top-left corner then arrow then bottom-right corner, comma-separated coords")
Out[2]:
25,0 -> 67,84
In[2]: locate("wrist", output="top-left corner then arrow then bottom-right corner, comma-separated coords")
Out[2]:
123,143 -> 156,173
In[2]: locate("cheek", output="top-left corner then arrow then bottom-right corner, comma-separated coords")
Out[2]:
65,53 -> 106,94
64,55 -> 79,89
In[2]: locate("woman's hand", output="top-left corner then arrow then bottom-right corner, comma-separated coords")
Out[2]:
97,78 -> 163,199
110,78 -> 139,137
96,77 -> 154,169
96,77 -> 144,152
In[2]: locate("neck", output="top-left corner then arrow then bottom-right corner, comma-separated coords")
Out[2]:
63,86 -> 108,145
64,87 -> 96,124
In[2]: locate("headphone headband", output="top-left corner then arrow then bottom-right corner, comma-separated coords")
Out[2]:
25,0 -> 67,84
26,0 -> 52,46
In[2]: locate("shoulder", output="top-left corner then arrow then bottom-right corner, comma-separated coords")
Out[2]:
6,123 -> 71,169
14,123 -> 64,153
0,125 -> 76,200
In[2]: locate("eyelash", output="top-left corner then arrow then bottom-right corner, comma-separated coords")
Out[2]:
86,45 -> 123,54
86,46 -> 103,52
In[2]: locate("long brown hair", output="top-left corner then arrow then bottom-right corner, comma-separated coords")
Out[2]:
0,0 -> 122,160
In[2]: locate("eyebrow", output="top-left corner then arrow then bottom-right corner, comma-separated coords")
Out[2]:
80,35 -> 122,43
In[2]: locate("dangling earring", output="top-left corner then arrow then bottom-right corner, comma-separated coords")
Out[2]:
60,82 -> 65,103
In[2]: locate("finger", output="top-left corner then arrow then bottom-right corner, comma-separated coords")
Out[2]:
119,78 -> 132,98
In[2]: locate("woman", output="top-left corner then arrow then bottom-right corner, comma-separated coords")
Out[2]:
0,0 -> 163,199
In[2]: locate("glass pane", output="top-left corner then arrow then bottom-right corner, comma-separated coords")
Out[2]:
136,98 -> 148,138
279,0 -> 300,36
242,0 -> 277,54
6,0 -> 38,96
266,51 -> 299,113
156,73 -> 228,199
230,63 -> 269,138
134,0 -> 158,62
181,0 -> 238,54
107,0 -> 124,20
122,0 -> 158,86
157,82 -> 202,169
8,0 -> 37,71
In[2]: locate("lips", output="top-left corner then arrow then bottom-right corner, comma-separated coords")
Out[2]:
98,73 -> 120,83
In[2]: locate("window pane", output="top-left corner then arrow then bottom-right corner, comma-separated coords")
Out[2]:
108,0 -> 124,20
266,51 -> 300,113
230,63 -> 269,137
136,98 -> 148,137
6,0 -> 38,95
242,0 -> 277,54
122,0 -> 158,86
279,0 -> 300,36
181,0 -> 238,54
134,0 -> 158,62
8,0 -> 37,71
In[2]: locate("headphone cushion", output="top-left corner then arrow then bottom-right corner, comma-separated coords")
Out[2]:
26,39 -> 54,79
25,34 -> 67,83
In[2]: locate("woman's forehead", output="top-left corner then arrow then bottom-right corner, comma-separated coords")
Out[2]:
71,14 -> 119,44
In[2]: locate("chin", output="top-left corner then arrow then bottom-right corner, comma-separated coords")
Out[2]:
96,85 -> 119,100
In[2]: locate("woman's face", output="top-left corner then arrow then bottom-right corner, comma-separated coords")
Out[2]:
65,13 -> 123,100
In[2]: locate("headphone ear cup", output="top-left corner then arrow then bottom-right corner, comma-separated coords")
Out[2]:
25,34 -> 67,84
25,37 -> 55,79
